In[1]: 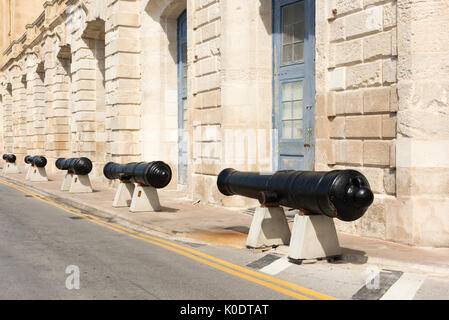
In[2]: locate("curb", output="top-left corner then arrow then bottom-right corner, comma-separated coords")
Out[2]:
365,256 -> 449,277
0,175 -> 179,239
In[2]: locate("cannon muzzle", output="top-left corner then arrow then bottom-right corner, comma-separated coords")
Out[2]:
3,154 -> 16,163
217,168 -> 374,222
55,157 -> 92,175
103,161 -> 172,188
25,155 -> 47,168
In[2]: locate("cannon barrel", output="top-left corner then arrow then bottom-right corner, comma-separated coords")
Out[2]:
3,154 -> 16,163
103,161 -> 172,188
55,157 -> 92,175
217,168 -> 374,222
24,155 -> 47,168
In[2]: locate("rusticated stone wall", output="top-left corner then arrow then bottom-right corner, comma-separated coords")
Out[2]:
316,0 -> 398,241
0,0 -> 447,247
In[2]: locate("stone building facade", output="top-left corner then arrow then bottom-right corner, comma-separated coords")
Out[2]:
0,0 -> 448,247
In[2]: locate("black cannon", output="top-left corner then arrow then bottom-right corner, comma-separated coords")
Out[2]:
3,154 -> 16,163
103,161 -> 172,188
55,157 -> 93,175
217,169 -> 374,222
24,155 -> 47,168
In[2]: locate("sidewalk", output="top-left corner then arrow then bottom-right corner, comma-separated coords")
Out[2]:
2,171 -> 449,277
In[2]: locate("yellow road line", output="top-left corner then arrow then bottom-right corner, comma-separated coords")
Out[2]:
0,178 -> 336,300
126,232 -> 312,300
93,219 -> 335,300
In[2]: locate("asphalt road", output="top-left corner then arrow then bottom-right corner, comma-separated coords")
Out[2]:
0,181 -> 448,300
0,182 -> 298,300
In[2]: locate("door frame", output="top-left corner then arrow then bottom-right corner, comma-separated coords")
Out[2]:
177,10 -> 188,184
271,0 -> 316,171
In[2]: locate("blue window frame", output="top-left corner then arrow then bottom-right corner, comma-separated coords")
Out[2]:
177,11 -> 188,184
273,0 -> 315,170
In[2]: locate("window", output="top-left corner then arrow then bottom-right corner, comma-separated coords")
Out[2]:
281,81 -> 303,139
281,2 -> 304,65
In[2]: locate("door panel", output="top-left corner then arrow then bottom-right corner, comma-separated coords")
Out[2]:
273,0 -> 315,171
178,11 -> 188,184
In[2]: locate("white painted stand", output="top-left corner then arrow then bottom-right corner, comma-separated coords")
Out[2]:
60,172 -> 73,191
129,184 -> 161,212
25,165 -> 32,180
246,206 -> 291,249
112,181 -> 135,207
288,214 -> 341,261
29,166 -> 49,182
69,174 -> 93,193
3,162 -> 19,174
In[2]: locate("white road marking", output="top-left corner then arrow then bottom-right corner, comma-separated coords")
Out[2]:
380,272 -> 427,300
259,257 -> 292,275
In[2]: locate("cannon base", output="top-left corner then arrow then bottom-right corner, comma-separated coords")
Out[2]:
129,184 -> 161,212
60,173 -> 73,191
25,165 -> 32,180
29,166 -> 48,182
112,181 -> 135,207
69,174 -> 93,193
2,162 -> 19,174
246,206 -> 291,249
288,214 -> 341,262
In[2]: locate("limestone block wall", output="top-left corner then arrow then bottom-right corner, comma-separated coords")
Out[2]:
19,68 -> 28,162
191,0 -> 223,200
10,65 -> 27,166
70,36 -> 97,161
0,91 -> 3,154
70,31 -> 106,176
0,0 -> 447,247
139,0 -> 272,202
0,0 -> 142,176
207,0 -> 273,208
314,0 -> 398,241
25,60 -> 34,154
42,35 -> 72,172
0,0 -> 47,66
0,83 -> 4,154
25,56 -> 46,156
140,0 -> 186,190
106,0 -> 142,172
393,0 -> 449,246
2,82 -> 13,154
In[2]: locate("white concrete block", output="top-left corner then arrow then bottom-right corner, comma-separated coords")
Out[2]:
69,174 -> 93,193
246,206 -> 291,249
25,165 -> 32,180
29,166 -> 49,182
112,181 -> 135,207
288,215 -> 341,261
129,184 -> 161,212
330,67 -> 346,91
61,172 -> 73,191
3,162 -> 20,174
396,138 -> 449,168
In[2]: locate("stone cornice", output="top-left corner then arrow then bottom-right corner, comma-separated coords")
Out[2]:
1,0 -> 80,72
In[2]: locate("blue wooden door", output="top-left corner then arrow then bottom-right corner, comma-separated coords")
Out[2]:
273,0 -> 315,170
177,11 -> 188,184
